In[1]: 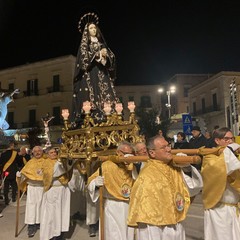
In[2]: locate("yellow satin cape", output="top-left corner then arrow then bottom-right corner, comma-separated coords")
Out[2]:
19,157 -> 46,191
202,152 -> 240,209
201,153 -> 226,209
20,157 -> 70,192
87,161 -> 134,201
127,159 -> 190,226
21,157 -> 46,181
42,159 -> 70,192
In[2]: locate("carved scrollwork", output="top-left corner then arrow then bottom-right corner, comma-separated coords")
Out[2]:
60,110 -> 144,178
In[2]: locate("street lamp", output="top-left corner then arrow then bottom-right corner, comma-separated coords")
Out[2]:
158,86 -> 176,119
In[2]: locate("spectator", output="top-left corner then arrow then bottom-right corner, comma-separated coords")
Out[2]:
18,146 -> 31,170
134,142 -> 148,172
0,141 -> 22,205
174,132 -> 189,149
158,130 -> 163,137
189,126 -> 207,170
204,131 -> 216,148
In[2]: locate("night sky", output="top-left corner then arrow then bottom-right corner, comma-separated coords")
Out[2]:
1,0 -> 240,85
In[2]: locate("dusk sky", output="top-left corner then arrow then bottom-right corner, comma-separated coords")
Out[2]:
1,0 -> 240,85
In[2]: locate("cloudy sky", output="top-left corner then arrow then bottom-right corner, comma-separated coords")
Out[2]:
1,0 -> 240,85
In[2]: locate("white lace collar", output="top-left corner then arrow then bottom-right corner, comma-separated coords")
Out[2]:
90,36 -> 98,43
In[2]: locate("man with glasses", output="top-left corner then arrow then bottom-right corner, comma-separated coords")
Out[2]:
127,135 -> 203,240
87,141 -> 136,240
202,127 -> 240,240
134,142 -> 148,173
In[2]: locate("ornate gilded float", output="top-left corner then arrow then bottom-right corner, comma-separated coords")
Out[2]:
59,102 -> 144,176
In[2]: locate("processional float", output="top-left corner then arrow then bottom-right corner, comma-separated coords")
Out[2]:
59,101 -> 208,176
59,101 -> 144,177
60,101 -> 144,240
58,101 -> 203,240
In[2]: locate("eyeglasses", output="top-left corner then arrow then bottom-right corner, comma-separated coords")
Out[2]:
119,150 -> 133,155
222,137 -> 234,141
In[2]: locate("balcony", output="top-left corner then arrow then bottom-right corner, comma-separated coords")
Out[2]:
191,105 -> 221,116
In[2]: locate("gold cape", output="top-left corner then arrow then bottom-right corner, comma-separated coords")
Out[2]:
202,152 -> 240,209
127,159 -> 190,226
20,157 -> 70,192
42,159 -> 70,192
87,161 -> 134,201
21,157 -> 46,181
19,157 -> 46,191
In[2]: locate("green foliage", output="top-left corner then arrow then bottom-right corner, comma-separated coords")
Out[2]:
136,107 -> 171,140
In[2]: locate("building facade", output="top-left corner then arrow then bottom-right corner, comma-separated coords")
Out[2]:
0,55 -> 165,144
188,71 -> 240,135
0,55 -> 75,144
1,55 -> 239,144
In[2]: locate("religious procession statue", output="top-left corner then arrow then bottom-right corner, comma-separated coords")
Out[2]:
41,113 -> 55,149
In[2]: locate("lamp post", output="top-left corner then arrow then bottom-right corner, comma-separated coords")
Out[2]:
158,86 -> 176,119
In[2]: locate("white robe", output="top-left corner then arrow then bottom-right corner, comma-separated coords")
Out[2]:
137,166 -> 203,240
24,182 -> 43,225
204,147 -> 240,240
40,162 -> 71,240
68,169 -> 87,218
88,180 -> 134,240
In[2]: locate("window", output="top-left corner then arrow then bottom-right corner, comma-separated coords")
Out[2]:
183,86 -> 190,97
53,75 -> 60,92
193,102 -> 196,115
8,83 -> 14,91
226,106 -> 231,129
27,79 -> 38,96
52,107 -> 61,125
140,96 -> 152,108
212,93 -> 218,111
7,112 -> 14,128
128,96 -> 134,101
201,98 -> 206,113
29,109 -> 36,127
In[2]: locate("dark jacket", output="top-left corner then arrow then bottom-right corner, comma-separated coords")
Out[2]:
188,134 -> 207,170
173,140 -> 189,149
0,150 -> 22,179
189,134 -> 207,149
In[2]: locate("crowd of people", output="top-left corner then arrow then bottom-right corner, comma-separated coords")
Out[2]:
1,123 -> 240,240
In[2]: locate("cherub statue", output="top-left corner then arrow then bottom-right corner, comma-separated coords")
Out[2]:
0,88 -> 20,130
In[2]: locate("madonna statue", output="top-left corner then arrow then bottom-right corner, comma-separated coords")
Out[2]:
71,13 -> 119,125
